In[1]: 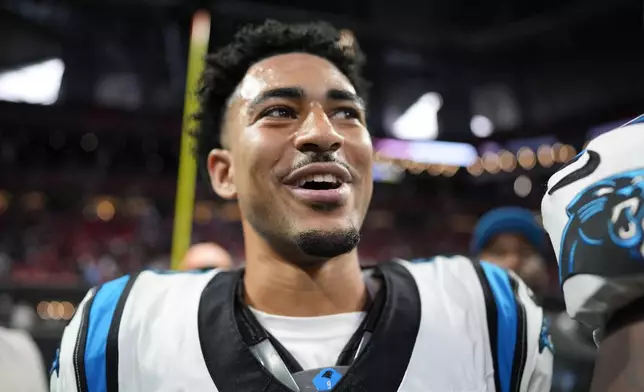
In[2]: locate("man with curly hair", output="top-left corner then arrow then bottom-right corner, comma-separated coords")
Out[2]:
51,21 -> 552,391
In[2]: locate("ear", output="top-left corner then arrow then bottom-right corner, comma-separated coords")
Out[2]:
207,149 -> 237,200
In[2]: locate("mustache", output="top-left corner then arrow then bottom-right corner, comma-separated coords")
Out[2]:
290,153 -> 351,173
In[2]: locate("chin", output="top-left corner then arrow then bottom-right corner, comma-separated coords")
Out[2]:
292,226 -> 361,260
295,218 -> 356,236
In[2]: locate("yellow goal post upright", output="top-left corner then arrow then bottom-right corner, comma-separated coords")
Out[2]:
170,10 -> 211,270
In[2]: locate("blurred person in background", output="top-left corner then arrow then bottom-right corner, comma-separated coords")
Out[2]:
0,326 -> 48,392
51,20 -> 551,391
179,242 -> 233,271
471,208 -> 597,391
471,206 -> 550,294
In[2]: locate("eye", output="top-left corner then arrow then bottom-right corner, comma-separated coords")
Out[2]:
260,106 -> 297,119
330,107 -> 361,120
487,248 -> 504,256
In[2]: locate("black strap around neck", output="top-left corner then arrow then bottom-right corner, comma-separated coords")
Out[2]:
234,272 -> 386,372
198,263 -> 421,392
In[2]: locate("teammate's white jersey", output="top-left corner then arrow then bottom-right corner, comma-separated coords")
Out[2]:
50,256 -> 552,392
0,327 -> 49,392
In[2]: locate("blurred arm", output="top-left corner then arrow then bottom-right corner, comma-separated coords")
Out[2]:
589,297 -> 644,392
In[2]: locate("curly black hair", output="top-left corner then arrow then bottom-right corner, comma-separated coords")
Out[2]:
194,19 -> 369,175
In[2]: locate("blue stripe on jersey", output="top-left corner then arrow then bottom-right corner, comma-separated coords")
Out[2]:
621,114 -> 644,127
85,275 -> 131,392
480,262 -> 517,392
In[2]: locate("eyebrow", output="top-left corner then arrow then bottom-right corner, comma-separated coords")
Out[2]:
247,87 -> 365,113
247,87 -> 304,112
327,89 -> 365,110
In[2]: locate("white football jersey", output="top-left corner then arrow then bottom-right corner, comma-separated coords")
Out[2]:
0,327 -> 49,392
50,257 -> 552,392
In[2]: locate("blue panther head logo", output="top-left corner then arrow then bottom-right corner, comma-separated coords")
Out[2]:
559,168 -> 644,282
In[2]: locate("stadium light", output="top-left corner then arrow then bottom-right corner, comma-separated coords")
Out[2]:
0,58 -> 65,105
470,114 -> 494,138
391,92 -> 443,140
514,175 -> 532,197
374,138 -> 478,167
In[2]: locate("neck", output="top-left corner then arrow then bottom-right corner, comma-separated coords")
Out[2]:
242,228 -> 367,317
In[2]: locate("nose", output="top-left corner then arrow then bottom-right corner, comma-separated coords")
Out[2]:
502,254 -> 523,272
293,108 -> 344,153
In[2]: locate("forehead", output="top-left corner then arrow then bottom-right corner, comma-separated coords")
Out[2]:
240,53 -> 356,97
488,233 -> 533,249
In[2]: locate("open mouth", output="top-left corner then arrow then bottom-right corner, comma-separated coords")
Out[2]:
282,163 -> 352,205
295,174 -> 344,190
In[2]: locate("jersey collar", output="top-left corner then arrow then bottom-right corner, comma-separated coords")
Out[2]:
197,261 -> 421,392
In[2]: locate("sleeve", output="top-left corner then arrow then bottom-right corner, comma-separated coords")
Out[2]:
50,274 -> 135,392
50,289 -> 95,392
540,116 -> 644,333
476,262 -> 553,392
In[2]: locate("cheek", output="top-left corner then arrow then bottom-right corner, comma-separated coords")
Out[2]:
234,128 -> 285,185
348,131 -> 374,180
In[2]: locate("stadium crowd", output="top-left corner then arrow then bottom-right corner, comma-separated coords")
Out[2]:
0,189 -> 560,289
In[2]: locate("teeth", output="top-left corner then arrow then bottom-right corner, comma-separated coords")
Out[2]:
295,173 -> 343,187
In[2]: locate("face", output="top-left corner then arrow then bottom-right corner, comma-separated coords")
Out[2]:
479,233 -> 539,272
207,53 -> 373,262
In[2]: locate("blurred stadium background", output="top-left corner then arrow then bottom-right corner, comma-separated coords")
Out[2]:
0,0 -> 642,391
